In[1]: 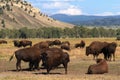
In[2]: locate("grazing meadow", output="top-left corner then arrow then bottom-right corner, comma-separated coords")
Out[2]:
0,38 -> 120,80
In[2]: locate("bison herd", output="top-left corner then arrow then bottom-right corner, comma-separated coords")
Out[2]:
0,39 -> 118,74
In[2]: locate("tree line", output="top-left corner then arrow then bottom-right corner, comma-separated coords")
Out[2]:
0,26 -> 120,39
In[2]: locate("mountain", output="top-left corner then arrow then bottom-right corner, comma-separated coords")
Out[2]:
0,0 -> 74,29
50,14 -> 120,27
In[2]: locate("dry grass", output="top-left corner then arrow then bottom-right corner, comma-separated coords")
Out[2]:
0,38 -> 120,80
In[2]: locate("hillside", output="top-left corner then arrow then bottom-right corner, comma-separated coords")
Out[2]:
0,0 -> 74,29
50,14 -> 120,27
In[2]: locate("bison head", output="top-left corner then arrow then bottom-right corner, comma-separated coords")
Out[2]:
86,46 -> 91,56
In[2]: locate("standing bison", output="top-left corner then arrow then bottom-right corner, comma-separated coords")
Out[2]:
87,58 -> 108,74
9,47 -> 42,71
86,41 -> 108,59
102,42 -> 117,61
40,48 -> 70,74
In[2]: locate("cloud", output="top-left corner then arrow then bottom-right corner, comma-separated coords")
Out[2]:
58,6 -> 82,15
42,2 -> 69,9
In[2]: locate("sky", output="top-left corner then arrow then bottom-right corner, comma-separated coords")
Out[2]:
27,0 -> 120,16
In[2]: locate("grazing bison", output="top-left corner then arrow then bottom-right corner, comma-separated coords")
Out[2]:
40,48 -> 70,74
75,40 -> 85,48
86,41 -> 108,59
87,58 -> 108,74
33,41 -> 49,49
13,40 -> 32,47
9,47 -> 42,71
0,40 -> 7,44
102,42 -> 117,61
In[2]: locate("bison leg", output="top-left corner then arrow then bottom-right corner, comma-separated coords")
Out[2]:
16,59 -> 21,71
113,53 -> 115,61
29,62 -> 34,71
34,61 -> 40,70
63,63 -> 68,74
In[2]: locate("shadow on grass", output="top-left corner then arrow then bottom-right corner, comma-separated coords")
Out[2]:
34,72 -> 62,75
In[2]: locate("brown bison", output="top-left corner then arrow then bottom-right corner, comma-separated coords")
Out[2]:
13,40 -> 32,47
102,42 -> 117,61
61,44 -> 70,51
13,40 -> 21,47
0,40 -> 7,44
61,41 -> 70,46
40,48 -> 70,74
75,40 -> 85,48
86,41 -> 108,59
19,40 -> 32,47
87,58 -> 108,74
61,41 -> 70,51
33,41 -> 49,49
9,47 -> 42,71
52,40 -> 61,46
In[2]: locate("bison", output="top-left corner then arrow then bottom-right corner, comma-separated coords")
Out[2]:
102,42 -> 117,61
19,40 -> 32,47
13,40 -> 21,47
61,41 -> 70,46
33,41 -> 49,49
61,41 -> 70,51
0,40 -> 7,44
52,40 -> 61,46
86,41 -> 108,59
40,48 -> 70,74
9,47 -> 42,71
75,40 -> 85,48
87,58 -> 108,74
13,40 -> 32,47
61,44 -> 70,51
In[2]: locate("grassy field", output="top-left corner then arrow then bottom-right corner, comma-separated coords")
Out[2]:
0,38 -> 120,80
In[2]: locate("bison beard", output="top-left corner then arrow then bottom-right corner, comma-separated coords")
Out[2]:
87,59 -> 108,74
41,48 -> 70,74
9,47 -> 42,71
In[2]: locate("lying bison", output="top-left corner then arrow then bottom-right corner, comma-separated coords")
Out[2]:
61,44 -> 70,51
75,40 -> 85,48
86,41 -> 108,59
0,40 -> 7,44
40,48 -> 70,74
102,42 -> 117,61
9,47 -> 42,71
87,58 -> 108,74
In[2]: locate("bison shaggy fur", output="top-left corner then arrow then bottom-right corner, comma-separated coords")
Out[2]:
41,48 -> 70,74
87,58 -> 108,74
9,47 -> 42,71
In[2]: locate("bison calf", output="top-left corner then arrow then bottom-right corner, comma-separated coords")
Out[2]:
87,59 -> 108,74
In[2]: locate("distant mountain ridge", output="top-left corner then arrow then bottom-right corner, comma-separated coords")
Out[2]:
50,14 -> 120,27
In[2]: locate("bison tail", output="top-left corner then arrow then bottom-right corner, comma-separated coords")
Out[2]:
9,53 -> 14,62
